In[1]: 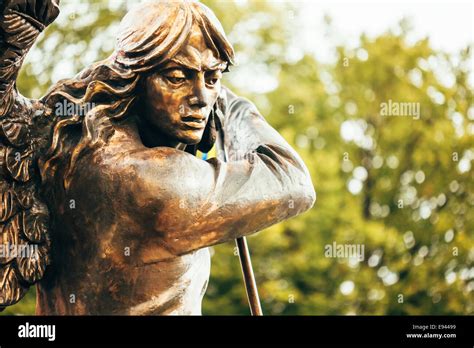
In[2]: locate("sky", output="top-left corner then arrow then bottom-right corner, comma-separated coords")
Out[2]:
226,0 -> 474,93
27,0 -> 473,94
296,0 -> 473,63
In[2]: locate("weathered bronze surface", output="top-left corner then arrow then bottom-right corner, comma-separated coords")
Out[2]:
0,0 -> 315,315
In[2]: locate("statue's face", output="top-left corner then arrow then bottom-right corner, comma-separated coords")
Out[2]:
141,24 -> 227,146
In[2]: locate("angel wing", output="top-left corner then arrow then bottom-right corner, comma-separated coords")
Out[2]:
0,0 -> 59,311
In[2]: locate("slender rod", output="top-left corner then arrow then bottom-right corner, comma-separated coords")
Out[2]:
236,236 -> 263,316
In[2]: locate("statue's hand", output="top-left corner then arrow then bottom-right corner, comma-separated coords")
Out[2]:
1,0 -> 60,49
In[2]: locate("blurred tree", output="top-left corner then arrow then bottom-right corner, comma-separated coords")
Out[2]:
2,0 -> 472,316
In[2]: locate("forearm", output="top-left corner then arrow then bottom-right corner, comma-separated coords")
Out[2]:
149,152 -> 315,258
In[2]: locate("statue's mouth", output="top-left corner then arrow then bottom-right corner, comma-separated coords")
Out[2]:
182,115 -> 206,130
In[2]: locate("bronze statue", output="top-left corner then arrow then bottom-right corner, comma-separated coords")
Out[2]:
0,0 -> 315,315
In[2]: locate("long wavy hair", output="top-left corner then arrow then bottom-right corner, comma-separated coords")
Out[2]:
39,0 -> 234,190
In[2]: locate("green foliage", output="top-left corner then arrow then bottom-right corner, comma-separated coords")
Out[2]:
204,1 -> 473,316
3,0 -> 472,316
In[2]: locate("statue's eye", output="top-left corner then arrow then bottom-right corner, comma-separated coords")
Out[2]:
205,71 -> 222,86
163,69 -> 187,84
166,76 -> 186,84
206,78 -> 219,86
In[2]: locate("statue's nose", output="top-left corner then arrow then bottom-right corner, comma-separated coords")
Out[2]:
189,76 -> 208,109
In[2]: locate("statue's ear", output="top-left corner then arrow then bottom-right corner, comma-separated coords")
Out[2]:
197,106 -> 218,153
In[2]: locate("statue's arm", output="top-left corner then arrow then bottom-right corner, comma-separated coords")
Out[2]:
133,87 -> 316,259
0,0 -> 60,116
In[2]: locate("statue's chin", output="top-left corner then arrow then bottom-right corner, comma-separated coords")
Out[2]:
176,132 -> 204,146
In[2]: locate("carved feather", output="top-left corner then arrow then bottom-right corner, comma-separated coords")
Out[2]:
0,120 -> 29,147
0,215 -> 19,264
0,263 -> 27,306
5,146 -> 34,182
16,238 -> 49,284
0,189 -> 18,222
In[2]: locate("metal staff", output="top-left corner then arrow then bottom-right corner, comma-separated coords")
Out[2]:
235,236 -> 263,315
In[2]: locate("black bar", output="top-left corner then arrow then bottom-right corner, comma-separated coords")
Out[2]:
0,315 -> 472,346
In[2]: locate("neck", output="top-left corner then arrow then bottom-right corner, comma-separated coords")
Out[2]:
134,116 -> 186,150
113,116 -> 187,150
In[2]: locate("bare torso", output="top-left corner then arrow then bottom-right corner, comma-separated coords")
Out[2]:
37,121 -> 212,315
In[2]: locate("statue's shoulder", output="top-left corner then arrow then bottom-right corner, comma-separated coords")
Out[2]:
71,127 -> 166,192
